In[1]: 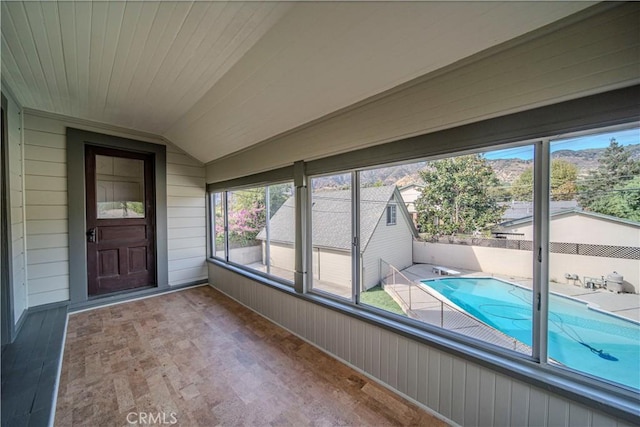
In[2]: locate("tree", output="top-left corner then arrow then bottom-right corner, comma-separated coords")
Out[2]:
550,160 -> 578,201
583,176 -> 640,221
510,160 -> 578,201
415,154 -> 505,235
227,184 -> 293,247
228,189 -> 265,247
579,138 -> 640,219
511,167 -> 534,201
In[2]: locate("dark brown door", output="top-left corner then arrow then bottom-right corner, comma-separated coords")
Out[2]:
85,146 -> 156,296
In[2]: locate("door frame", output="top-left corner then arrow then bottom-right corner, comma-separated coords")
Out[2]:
67,128 -> 168,308
1,93 -> 15,344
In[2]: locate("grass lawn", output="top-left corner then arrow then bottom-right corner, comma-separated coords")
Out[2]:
360,285 -> 406,316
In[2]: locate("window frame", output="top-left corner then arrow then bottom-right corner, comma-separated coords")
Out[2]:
306,171 -> 359,303
206,86 -> 640,424
386,204 -> 397,226
208,179 -> 296,287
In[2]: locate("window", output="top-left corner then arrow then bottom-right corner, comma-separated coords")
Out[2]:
227,187 -> 266,267
264,183 -> 296,281
310,173 -> 352,299
207,113 -> 640,404
547,126 -> 639,391
360,147 -> 535,355
96,155 -> 145,218
386,205 -> 396,225
212,192 -> 225,258
211,182 -> 295,284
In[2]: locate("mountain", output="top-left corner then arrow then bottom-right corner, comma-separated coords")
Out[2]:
310,143 -> 640,189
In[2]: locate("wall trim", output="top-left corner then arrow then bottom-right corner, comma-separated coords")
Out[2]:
25,300 -> 69,314
205,85 -> 640,185
12,309 -> 27,340
22,108 -> 205,167
23,108 -> 167,145
50,312 -> 69,427
304,85 -> 640,176
1,92 -> 15,345
207,165 -> 294,193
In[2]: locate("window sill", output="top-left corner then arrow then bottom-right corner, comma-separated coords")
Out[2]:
207,257 -> 639,424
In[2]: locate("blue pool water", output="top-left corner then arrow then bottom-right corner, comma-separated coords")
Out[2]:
422,277 -> 640,390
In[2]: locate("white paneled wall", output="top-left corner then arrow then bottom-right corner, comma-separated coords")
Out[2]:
3,89 -> 27,323
206,3 -> 640,182
22,112 -> 206,307
208,263 -> 635,427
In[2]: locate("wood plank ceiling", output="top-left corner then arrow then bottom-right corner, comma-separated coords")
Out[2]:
1,1 -> 594,164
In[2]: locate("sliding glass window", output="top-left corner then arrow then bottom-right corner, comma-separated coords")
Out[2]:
547,126 -> 639,391
360,146 -> 535,355
309,173 -> 353,299
227,187 -> 266,268
263,183 -> 296,282
213,182 -> 295,284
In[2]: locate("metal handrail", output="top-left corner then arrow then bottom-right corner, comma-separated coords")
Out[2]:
379,259 -> 530,354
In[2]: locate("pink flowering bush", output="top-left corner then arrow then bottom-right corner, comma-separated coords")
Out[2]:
228,204 -> 265,247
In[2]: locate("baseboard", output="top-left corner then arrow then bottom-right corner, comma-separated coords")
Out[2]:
68,280 -> 208,313
12,308 -> 28,342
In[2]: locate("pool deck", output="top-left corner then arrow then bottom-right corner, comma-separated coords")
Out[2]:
400,264 -> 640,323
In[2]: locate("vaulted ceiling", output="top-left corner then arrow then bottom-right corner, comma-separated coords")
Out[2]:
1,1 -> 594,164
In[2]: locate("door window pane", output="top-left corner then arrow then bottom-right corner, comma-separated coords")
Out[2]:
548,127 -> 640,391
96,155 -> 145,218
310,174 -> 352,299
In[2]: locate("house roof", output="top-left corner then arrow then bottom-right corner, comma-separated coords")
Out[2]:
258,185 -> 417,250
399,184 -> 424,192
498,208 -> 640,229
499,200 -> 578,221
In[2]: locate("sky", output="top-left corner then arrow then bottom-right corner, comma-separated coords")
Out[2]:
484,127 -> 639,160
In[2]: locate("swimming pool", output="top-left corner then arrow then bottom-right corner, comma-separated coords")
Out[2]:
422,277 -> 640,391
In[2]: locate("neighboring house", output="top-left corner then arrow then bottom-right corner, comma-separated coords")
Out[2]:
499,200 -> 578,222
258,186 -> 418,290
495,209 -> 640,247
493,209 -> 640,288
399,184 -> 424,226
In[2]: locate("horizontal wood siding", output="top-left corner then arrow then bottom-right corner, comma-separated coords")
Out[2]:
22,112 -> 206,306
23,115 -> 69,306
4,90 -> 27,323
361,195 -> 413,289
206,4 -> 640,182
269,242 -> 295,273
166,144 -> 207,286
317,248 -> 351,287
208,263 -> 635,427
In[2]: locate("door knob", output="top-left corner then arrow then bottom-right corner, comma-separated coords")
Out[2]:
87,228 -> 97,243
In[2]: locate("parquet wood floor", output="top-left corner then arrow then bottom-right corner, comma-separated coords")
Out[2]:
55,285 -> 446,426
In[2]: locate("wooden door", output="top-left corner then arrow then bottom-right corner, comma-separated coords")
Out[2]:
85,146 -> 156,296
